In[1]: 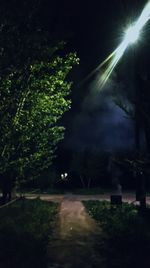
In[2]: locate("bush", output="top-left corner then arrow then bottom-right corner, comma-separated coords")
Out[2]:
0,198 -> 58,268
84,201 -> 150,268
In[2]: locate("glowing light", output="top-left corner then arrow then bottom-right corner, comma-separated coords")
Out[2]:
98,0 -> 150,88
61,173 -> 68,181
124,25 -> 140,44
99,42 -> 127,88
81,1 -> 150,90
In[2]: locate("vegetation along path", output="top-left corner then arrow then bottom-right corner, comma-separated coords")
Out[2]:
47,194 -> 103,268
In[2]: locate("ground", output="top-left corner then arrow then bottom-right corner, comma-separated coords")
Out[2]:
1,192 -> 150,267
26,192 -> 149,268
47,194 -> 102,268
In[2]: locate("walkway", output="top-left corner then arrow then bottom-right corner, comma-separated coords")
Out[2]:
47,194 -> 102,268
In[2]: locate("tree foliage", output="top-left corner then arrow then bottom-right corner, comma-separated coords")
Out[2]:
0,0 -> 79,186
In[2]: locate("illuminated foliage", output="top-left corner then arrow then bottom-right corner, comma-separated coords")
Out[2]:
0,2 -> 79,187
0,55 -> 79,183
0,54 -> 79,180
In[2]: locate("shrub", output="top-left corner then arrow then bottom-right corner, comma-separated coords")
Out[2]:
84,201 -> 150,268
0,198 -> 58,268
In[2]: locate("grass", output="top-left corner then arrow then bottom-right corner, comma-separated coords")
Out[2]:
0,198 -> 58,268
84,200 -> 150,268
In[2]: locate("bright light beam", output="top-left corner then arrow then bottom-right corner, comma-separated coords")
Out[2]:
78,50 -> 116,87
99,42 -> 127,88
98,0 -> 150,89
80,1 -> 149,90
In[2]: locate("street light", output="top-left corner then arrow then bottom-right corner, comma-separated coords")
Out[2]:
80,1 -> 150,89
98,23 -> 142,88
124,24 -> 140,44
99,1 -> 150,88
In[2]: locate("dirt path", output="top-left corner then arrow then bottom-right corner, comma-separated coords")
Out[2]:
47,194 -> 102,268
59,194 -> 99,238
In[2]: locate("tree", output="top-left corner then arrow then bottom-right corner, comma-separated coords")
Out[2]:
0,1 -> 79,201
70,150 -> 108,189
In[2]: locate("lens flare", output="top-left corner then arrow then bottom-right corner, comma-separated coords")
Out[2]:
99,42 -> 127,88
98,0 -> 150,89
124,25 -> 140,44
80,1 -> 150,90
78,50 -> 116,87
